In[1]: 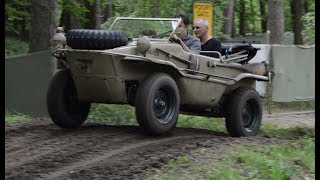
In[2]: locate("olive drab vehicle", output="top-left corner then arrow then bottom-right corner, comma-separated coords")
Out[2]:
48,17 -> 271,136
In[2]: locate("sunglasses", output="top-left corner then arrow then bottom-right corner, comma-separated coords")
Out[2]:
192,26 -> 203,30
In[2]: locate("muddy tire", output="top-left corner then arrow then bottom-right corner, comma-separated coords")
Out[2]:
66,29 -> 128,50
47,69 -> 91,129
135,73 -> 180,135
225,88 -> 262,137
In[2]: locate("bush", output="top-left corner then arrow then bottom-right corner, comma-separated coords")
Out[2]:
5,37 -> 29,58
302,12 -> 315,45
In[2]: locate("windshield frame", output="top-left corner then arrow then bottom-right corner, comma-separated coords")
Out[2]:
108,17 -> 182,40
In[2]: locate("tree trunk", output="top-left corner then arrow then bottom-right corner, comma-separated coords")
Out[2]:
222,0 -> 234,37
231,7 -> 236,38
59,9 -> 82,31
239,0 -> 246,36
291,0 -> 303,44
153,0 -> 161,18
250,0 -> 256,34
95,0 -> 101,29
304,0 -> 309,14
259,0 -> 268,33
28,0 -> 56,53
103,0 -> 113,21
21,18 -> 29,41
84,0 -> 101,29
268,0 -> 284,44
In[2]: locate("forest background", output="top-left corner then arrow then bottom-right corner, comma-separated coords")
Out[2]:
5,0 -> 315,57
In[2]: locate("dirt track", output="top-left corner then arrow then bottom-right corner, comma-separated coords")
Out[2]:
5,113 -> 314,180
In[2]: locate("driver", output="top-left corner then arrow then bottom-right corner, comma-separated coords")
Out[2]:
171,13 -> 201,54
141,29 -> 157,37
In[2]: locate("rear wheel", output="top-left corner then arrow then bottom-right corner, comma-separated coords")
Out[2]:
225,88 -> 262,137
47,69 -> 91,129
135,73 -> 180,135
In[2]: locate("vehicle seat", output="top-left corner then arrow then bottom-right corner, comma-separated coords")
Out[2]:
221,44 -> 259,64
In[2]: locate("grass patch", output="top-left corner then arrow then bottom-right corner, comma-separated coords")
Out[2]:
146,124 -> 315,180
5,37 -> 29,58
88,104 -> 137,126
5,111 -> 31,123
146,156 -> 191,180
177,114 -> 226,133
162,156 -> 189,169
226,138 -> 315,179
147,136 -> 315,180
88,104 -> 226,132
260,124 -> 315,139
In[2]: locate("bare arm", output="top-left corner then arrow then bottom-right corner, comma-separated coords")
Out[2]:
171,34 -> 192,53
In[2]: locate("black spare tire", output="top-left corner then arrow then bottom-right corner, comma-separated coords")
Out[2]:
66,29 -> 128,50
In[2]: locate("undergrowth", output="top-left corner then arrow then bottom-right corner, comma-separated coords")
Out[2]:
147,127 -> 315,180
5,37 -> 29,58
5,111 -> 31,123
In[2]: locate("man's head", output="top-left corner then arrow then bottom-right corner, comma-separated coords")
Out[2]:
176,13 -> 190,30
193,18 -> 209,38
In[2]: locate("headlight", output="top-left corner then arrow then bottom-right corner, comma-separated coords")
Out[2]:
136,35 -> 151,53
52,33 -> 66,50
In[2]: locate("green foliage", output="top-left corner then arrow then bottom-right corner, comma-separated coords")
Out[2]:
5,0 -> 30,34
212,0 -> 224,37
5,0 -> 316,48
282,0 -> 293,32
58,0 -> 89,23
240,0 -> 262,34
5,37 -> 29,58
5,111 -> 31,123
302,12 -> 315,45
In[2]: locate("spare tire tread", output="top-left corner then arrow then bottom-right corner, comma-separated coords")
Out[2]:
66,29 -> 128,50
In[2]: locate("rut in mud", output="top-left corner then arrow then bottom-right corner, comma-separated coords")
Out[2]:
5,113 -> 314,180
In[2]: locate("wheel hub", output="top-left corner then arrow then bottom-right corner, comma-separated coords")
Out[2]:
242,100 -> 258,132
154,91 -> 168,118
153,87 -> 176,124
242,108 -> 252,126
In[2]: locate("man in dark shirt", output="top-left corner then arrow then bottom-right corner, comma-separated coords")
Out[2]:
171,13 -> 201,54
193,18 -> 222,58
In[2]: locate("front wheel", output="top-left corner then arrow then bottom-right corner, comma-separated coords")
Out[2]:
225,88 -> 262,137
47,69 -> 91,129
135,73 -> 180,135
